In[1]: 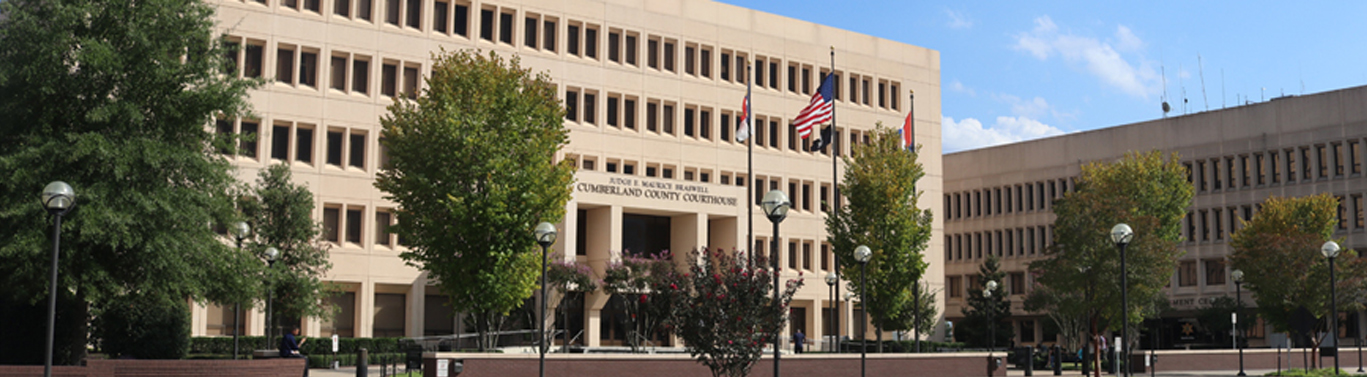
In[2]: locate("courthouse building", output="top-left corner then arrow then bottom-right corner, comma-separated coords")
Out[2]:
942,85 -> 1367,348
194,0 -> 946,349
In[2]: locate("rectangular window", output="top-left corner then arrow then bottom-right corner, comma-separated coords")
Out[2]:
1354,194 -> 1364,229
683,108 -> 694,137
452,3 -> 468,36
271,124 -> 290,160
802,243 -> 811,270
684,45 -> 695,75
323,207 -> 341,243
498,10 -> 512,44
948,277 -> 962,298
768,119 -> 778,149
699,109 -> 711,140
769,61 -> 778,89
849,76 -> 858,103
215,119 -> 235,155
543,19 -> 556,52
375,211 -> 392,245
276,46 -> 295,84
663,40 -> 676,72
335,0 -> 350,17
402,65 -> 418,99
380,63 -> 397,97
1010,273 -> 1025,295
326,129 -> 344,166
1179,260 -> 1197,287
243,43 -> 265,79
566,24 -> 579,56
345,207 -> 363,244
299,51 -> 318,87
582,92 -> 596,124
1352,140 -> 1362,174
754,58 -> 764,87
523,16 -> 538,48
406,0 -> 421,29
1212,159 -> 1222,190
1241,155 -> 1251,187
623,98 -> 636,130
584,26 -> 598,59
606,95 -> 619,128
1256,153 -> 1266,184
295,126 -> 314,164
786,64 -> 796,93
1271,152 -> 1281,183
607,31 -> 619,63
240,120 -> 259,158
662,103 -> 675,135
802,67 -> 812,94
700,47 -> 711,78
862,78 -> 870,105
647,38 -> 659,69
351,58 -> 369,94
720,52 -> 730,81
1287,149 -> 1298,181
357,0 -> 372,21
1334,143 -> 1345,176
433,1 -> 448,33
564,89 -> 578,122
891,83 -> 900,110
646,101 -> 657,132
624,33 -> 637,66
386,0 -> 401,26
878,81 -> 887,108
1339,196 -> 1348,230
1303,147 -> 1314,179
330,55 -> 347,90
349,132 -> 365,169
1200,210 -> 1209,241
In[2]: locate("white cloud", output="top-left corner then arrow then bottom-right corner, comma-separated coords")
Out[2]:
1012,16 -> 1160,99
945,9 -> 973,29
942,115 -> 1067,153
949,80 -> 976,96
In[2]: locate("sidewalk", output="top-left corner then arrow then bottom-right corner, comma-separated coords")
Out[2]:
310,365 -> 409,377
1004,368 -> 1315,377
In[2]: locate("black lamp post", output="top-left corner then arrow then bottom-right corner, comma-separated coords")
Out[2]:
264,246 -> 280,352
985,280 -> 998,355
844,291 -> 855,355
761,189 -> 791,377
1232,269 -> 1245,376
825,272 -> 839,353
230,221 -> 252,360
534,222 -> 558,377
855,245 -> 872,377
1110,223 -> 1134,377
41,181 -> 75,377
1323,240 -> 1342,375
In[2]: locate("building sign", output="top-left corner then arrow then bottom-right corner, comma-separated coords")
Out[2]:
576,176 -> 739,207
1168,295 -> 1232,310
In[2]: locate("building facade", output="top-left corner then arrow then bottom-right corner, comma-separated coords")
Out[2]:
195,0 -> 945,350
942,86 -> 1367,348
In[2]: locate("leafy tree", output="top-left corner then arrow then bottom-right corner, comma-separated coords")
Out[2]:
826,123 -> 933,350
956,255 -> 1013,348
545,256 -> 597,350
1030,150 -> 1192,353
660,248 -> 803,377
601,251 -> 684,351
1228,194 -> 1366,363
93,293 -> 191,359
239,164 -> 337,339
375,50 -> 574,350
0,0 -> 259,363
1023,283 -> 1088,351
1196,296 -> 1259,348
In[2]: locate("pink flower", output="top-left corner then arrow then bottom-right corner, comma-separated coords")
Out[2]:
639,294 -> 647,303
728,340 -> 733,345
670,284 -> 678,290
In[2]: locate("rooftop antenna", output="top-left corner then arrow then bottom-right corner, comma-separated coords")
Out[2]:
1160,63 -> 1170,117
1221,69 -> 1226,109
1198,54 -> 1209,111
1179,63 -> 1187,114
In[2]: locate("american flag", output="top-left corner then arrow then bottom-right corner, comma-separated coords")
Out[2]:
792,74 -> 834,139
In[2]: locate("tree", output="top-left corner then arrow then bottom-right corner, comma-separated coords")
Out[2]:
826,123 -> 933,350
1023,284 -> 1088,352
1030,150 -> 1192,354
0,0 -> 259,364
545,256 -> 597,350
660,248 -> 803,377
1195,296 -> 1258,348
956,255 -> 1013,348
1228,194 -> 1367,364
375,50 -> 574,350
601,251 -> 683,352
239,164 -> 336,338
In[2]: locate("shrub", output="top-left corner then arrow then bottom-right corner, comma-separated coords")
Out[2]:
96,294 -> 190,359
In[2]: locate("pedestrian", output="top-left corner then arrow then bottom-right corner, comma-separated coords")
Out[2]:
793,329 -> 807,354
280,327 -> 309,377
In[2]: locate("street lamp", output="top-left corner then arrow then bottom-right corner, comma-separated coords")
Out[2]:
534,222 -> 558,377
264,246 -> 279,352
1110,223 -> 1133,377
1323,240 -> 1341,375
41,181 -> 75,377
761,189 -> 790,377
1232,269 -> 1245,376
855,245 -> 872,377
230,221 -> 251,360
825,272 -> 839,353
985,280 -> 998,353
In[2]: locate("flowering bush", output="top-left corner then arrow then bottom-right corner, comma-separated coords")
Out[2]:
657,248 -> 803,377
601,251 -> 684,351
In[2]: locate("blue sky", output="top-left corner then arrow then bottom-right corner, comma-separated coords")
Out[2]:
719,1 -> 1367,153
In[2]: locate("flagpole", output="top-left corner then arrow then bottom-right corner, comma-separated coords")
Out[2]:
829,46 -> 842,353
746,62 -> 754,268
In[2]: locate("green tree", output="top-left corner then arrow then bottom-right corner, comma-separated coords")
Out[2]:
1023,284 -> 1088,352
239,164 -> 337,338
1195,296 -> 1258,348
826,123 -> 933,349
660,248 -> 803,377
375,50 -> 574,350
545,256 -> 597,350
1030,150 -> 1192,354
1228,194 -> 1366,363
956,255 -> 1013,348
0,0 -> 259,364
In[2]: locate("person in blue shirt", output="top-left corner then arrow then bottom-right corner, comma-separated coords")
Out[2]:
792,329 -> 806,353
281,327 -> 309,376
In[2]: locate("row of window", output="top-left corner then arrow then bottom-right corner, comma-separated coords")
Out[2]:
746,238 -> 836,273
320,204 -> 405,247
224,36 -> 423,100
944,226 -> 1053,263
945,178 -> 1073,221
1184,193 -> 1367,244
944,271 -> 1028,298
214,118 -> 388,173
1185,138 -> 1364,192
232,0 -> 906,112
563,88 -> 876,155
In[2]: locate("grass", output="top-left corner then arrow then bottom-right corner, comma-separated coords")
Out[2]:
1266,368 -> 1367,377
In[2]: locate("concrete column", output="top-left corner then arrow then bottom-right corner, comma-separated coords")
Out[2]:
583,205 -> 621,347
709,217 -> 738,252
358,280 -> 375,338
410,280 -> 426,337
190,301 -> 208,337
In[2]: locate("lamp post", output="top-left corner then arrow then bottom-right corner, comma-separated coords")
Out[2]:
1110,223 -> 1134,377
761,190 -> 791,377
985,281 -> 999,354
230,221 -> 251,360
855,245 -> 872,377
1232,269 -> 1245,376
845,291 -> 856,355
826,272 -> 839,353
41,181 -> 75,377
1323,240 -> 1341,375
534,222 -> 558,377
264,247 -> 279,352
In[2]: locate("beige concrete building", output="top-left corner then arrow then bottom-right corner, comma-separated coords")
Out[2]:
194,0 -> 945,350
942,85 -> 1367,348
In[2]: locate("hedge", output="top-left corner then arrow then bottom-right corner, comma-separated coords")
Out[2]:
189,336 -> 408,355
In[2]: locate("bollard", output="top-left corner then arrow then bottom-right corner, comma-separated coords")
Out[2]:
1052,346 -> 1062,375
357,348 -> 368,377
1024,347 -> 1033,376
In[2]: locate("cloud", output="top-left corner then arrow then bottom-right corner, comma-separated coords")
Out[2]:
945,9 -> 973,29
949,80 -> 976,96
1011,16 -> 1160,98
942,115 -> 1067,153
